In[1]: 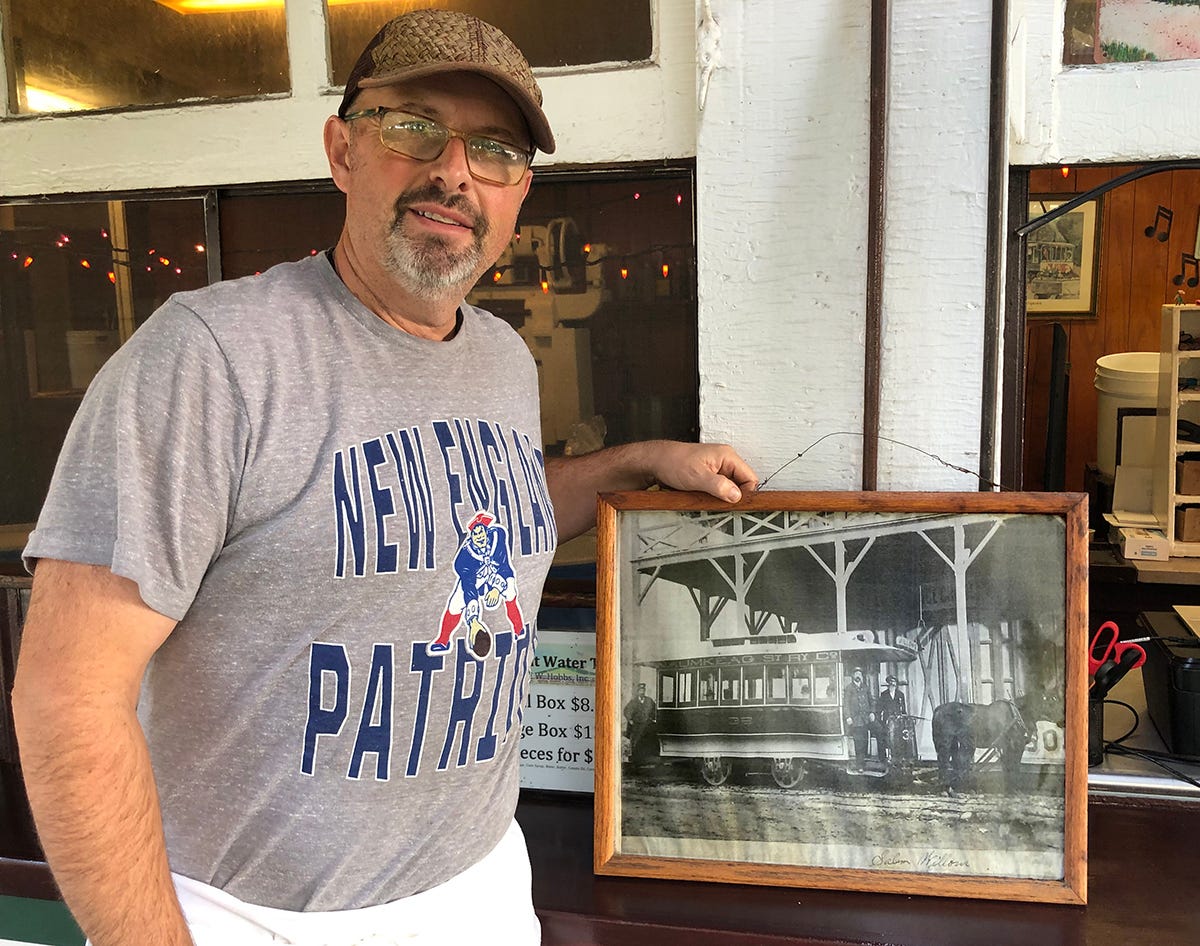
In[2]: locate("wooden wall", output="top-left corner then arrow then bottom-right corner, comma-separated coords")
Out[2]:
1023,165 -> 1200,491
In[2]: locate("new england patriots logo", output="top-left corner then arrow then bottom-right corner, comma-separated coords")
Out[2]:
427,512 -> 525,660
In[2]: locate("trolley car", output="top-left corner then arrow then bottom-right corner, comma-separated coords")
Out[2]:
645,629 -> 919,787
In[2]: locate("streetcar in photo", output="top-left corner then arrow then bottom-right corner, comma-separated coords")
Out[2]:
644,629 -> 920,788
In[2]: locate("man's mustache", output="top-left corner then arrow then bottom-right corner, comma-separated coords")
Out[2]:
392,185 -> 488,237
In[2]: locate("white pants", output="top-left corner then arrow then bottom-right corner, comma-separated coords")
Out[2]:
167,819 -> 540,946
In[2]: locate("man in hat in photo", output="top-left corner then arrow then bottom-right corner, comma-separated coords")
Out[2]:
13,9 -> 756,946
877,674 -> 908,763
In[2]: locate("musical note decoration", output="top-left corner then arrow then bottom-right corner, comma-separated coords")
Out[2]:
1145,204 -> 1173,242
1174,253 -> 1200,288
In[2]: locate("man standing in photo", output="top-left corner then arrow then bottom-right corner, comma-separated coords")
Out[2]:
843,667 -> 876,772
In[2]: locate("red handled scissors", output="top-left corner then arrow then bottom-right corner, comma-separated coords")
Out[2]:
1089,620 -> 1146,677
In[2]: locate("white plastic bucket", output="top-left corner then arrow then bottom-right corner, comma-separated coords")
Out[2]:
1094,351 -> 1160,477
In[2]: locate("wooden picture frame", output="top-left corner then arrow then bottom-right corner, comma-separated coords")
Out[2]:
1026,197 -> 1100,316
594,490 -> 1088,905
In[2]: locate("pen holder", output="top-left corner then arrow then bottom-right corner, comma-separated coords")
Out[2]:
1088,697 -> 1104,766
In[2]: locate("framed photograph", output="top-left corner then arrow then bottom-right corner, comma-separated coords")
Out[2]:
594,491 -> 1088,905
1026,197 -> 1100,316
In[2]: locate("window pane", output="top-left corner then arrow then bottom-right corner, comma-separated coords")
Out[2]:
0,197 -> 207,553
329,1 -> 653,87
743,667 -> 764,705
719,667 -> 740,705
676,670 -> 692,705
789,665 -> 813,705
1066,0 -> 1200,66
813,663 -> 837,705
766,665 -> 788,703
468,170 -> 698,453
218,190 -> 346,280
5,1 -> 288,114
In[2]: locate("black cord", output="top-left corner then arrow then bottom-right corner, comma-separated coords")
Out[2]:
1104,743 -> 1200,789
1101,699 -> 1140,745
1149,636 -> 1200,647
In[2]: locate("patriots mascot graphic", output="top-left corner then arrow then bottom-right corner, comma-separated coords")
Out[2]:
427,512 -> 525,659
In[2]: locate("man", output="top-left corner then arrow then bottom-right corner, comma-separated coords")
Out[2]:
842,667 -> 875,771
876,674 -> 907,762
877,674 -> 906,722
11,10 -> 756,946
623,682 -> 658,768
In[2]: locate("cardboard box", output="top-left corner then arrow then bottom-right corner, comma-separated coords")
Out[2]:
1178,459 -> 1200,496
1119,527 -> 1170,560
1176,506 -> 1200,542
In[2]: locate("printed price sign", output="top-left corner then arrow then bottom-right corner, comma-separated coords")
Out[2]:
519,628 -> 595,792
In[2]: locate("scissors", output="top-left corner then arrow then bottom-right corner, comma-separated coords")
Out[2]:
1089,621 -> 1146,698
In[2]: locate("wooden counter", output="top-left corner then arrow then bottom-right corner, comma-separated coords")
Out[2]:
517,792 -> 1199,946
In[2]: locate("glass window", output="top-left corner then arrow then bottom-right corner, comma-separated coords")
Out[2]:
0,196 -> 208,551
5,1 -> 289,114
698,668 -> 718,706
0,166 -> 698,566
718,667 -> 741,705
1065,0 -> 1200,66
742,665 -> 764,705
812,662 -> 838,706
328,1 -> 653,89
659,673 -> 675,707
766,664 -> 788,704
468,169 -> 698,452
789,665 -> 813,705
675,669 -> 693,706
218,190 -> 346,280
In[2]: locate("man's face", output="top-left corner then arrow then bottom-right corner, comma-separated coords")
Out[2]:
335,73 -> 533,301
470,523 -> 489,550
853,671 -> 863,686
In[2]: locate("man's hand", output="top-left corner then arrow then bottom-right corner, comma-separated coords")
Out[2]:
546,440 -> 758,542
639,441 -> 758,505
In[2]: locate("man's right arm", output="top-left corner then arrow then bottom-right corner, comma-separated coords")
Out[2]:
11,559 -> 193,946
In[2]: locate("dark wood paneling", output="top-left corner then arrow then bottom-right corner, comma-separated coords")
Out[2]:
1025,167 -> 1200,492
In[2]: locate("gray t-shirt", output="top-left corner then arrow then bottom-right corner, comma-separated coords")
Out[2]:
24,253 -> 557,910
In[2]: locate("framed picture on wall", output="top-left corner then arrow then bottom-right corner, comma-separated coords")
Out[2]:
1026,197 -> 1100,316
593,490 -> 1089,904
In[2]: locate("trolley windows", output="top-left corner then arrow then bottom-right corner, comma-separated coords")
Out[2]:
767,664 -> 788,704
789,664 -> 814,705
719,667 -> 742,705
813,661 -> 838,705
743,666 -> 765,705
699,668 -> 719,705
659,669 -> 695,708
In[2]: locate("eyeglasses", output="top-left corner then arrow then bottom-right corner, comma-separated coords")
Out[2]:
343,107 -> 534,187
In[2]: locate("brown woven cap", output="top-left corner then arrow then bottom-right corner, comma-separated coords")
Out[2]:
339,9 -> 555,155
